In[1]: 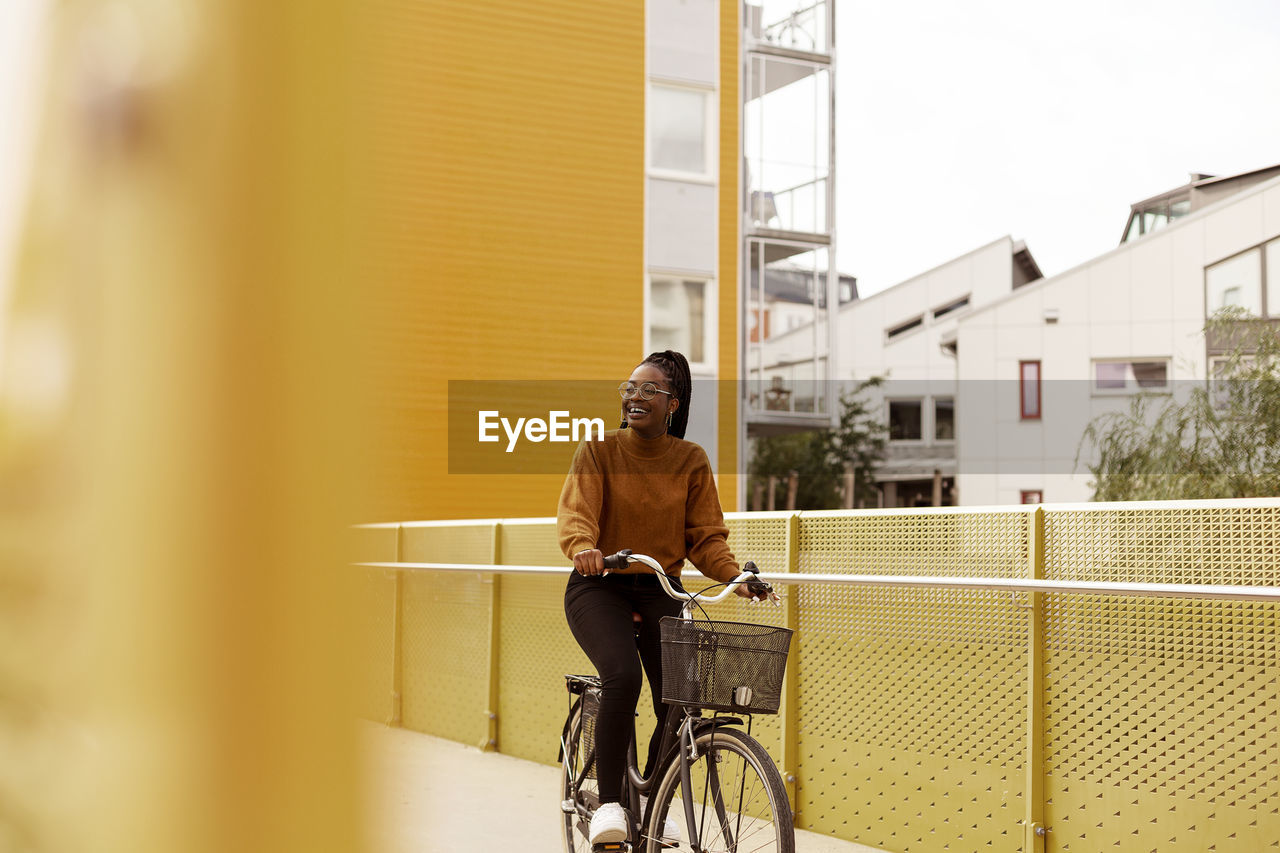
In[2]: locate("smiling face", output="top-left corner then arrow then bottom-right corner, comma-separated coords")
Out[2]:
621,363 -> 678,439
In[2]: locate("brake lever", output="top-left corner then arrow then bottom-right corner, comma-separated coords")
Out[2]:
740,562 -> 780,605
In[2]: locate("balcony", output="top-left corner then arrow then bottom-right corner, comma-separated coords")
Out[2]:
745,0 -> 831,57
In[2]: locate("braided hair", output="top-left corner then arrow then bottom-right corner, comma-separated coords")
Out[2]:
618,350 -> 693,438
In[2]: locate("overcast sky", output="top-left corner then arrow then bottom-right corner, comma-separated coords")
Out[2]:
837,0 -> 1280,295
5,3 -> 1280,306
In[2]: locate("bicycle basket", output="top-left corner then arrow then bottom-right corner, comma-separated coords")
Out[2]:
579,687 -> 600,779
659,616 -> 792,714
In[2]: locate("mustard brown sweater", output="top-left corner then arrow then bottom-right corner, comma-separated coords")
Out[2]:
557,428 -> 739,582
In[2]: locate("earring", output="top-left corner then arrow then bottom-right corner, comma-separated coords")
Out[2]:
666,412 -> 673,429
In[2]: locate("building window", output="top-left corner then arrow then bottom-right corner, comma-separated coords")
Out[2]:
886,315 -> 923,340
649,84 -> 710,177
888,399 -> 923,441
1020,490 -> 1043,504
1209,354 -> 1260,410
931,295 -> 970,320
933,397 -> 954,441
648,276 -> 710,368
1092,359 -> 1170,393
1206,248 -> 1263,316
1121,195 -> 1192,243
1019,361 -> 1041,420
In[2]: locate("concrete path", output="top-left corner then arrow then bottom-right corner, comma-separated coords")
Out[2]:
360,723 -> 886,853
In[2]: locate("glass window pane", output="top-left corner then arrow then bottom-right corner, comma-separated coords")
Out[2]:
1093,360 -> 1168,391
793,359 -> 815,412
650,86 -> 706,174
744,56 -> 830,234
1123,213 -> 1142,243
1131,361 -> 1168,388
649,277 -> 706,364
1267,238 -> 1280,318
889,400 -> 922,441
886,316 -> 923,339
1206,249 -> 1262,316
934,398 -> 954,441
1020,361 -> 1040,419
1095,362 -> 1127,389
746,240 -> 830,417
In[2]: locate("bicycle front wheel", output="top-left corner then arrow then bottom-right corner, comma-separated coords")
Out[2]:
644,727 -> 794,853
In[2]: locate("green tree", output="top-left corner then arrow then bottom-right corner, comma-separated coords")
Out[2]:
1079,310 -> 1280,500
749,377 -> 888,510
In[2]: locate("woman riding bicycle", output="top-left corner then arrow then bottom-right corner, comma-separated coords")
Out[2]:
558,350 -> 770,846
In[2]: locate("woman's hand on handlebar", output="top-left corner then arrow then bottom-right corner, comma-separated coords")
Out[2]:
734,582 -> 779,604
573,548 -> 606,576
734,561 -> 780,604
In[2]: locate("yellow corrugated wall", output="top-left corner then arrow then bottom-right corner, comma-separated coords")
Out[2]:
360,0 -> 647,523
358,0 -> 743,523
718,0 -> 741,510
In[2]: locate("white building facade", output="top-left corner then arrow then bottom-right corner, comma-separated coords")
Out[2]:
955,172 -> 1280,506
830,168 -> 1280,507
836,237 -> 1039,505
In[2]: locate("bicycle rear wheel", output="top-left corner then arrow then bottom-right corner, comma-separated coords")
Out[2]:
560,701 -> 599,853
644,726 -> 794,853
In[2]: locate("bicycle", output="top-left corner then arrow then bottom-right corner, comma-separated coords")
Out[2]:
558,550 -> 796,853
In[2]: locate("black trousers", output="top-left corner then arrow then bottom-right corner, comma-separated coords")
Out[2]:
564,571 -> 684,803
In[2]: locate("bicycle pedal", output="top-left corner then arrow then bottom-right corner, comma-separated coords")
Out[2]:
592,843 -> 630,853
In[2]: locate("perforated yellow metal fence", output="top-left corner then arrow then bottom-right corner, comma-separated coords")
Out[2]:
796,508 -> 1032,851
497,520 -> 593,764
1041,504 -> 1280,852
354,500 -> 1280,853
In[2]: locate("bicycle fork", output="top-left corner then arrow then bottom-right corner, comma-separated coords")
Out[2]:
674,718 -> 736,853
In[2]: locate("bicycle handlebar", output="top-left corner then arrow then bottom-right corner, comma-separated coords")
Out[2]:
600,549 -> 774,613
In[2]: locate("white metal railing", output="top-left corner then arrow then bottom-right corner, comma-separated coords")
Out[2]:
353,561 -> 1280,602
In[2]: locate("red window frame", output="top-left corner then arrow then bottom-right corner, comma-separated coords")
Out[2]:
1019,360 -> 1041,420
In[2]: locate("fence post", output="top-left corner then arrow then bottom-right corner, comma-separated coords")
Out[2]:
391,524 -> 405,727
780,511 -> 802,814
1025,507 -> 1047,851
482,522 -> 503,751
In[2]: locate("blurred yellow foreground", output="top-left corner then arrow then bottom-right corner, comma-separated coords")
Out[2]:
2,2 -> 362,850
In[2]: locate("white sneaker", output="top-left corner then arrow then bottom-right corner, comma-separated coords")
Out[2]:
588,802 -> 628,844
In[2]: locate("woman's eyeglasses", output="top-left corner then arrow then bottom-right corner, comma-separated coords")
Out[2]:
618,382 -> 674,401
